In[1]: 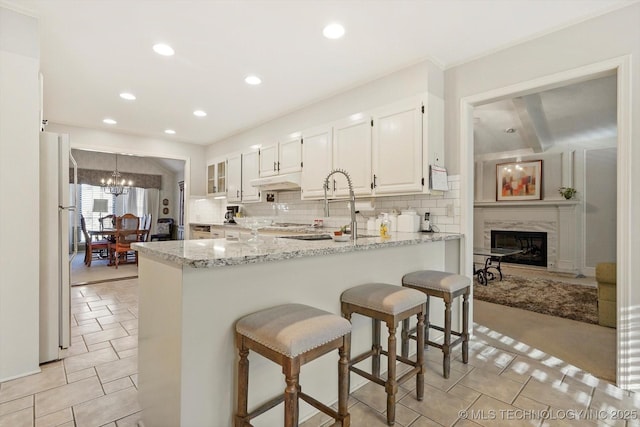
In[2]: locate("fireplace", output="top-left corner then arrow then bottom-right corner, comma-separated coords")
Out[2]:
491,230 -> 547,267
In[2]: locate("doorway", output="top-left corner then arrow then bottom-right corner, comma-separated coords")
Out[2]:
71,149 -> 186,285
460,56 -> 632,387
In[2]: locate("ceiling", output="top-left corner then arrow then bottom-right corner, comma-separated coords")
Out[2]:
473,75 -> 617,157
6,0 -> 632,146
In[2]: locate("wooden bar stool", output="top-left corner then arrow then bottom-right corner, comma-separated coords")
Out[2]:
235,303 -> 352,427
341,283 -> 426,426
401,270 -> 471,379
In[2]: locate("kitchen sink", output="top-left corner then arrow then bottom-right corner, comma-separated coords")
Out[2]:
279,234 -> 333,241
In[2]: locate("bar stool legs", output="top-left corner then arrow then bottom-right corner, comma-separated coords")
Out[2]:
401,271 -> 471,379
341,283 -> 426,426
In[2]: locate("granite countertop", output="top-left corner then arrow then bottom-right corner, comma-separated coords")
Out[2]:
132,232 -> 462,268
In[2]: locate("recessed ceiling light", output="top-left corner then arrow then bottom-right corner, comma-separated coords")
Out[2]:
323,23 -> 345,39
153,43 -> 175,56
119,92 -> 136,101
193,110 -> 207,117
164,129 -> 176,135
244,75 -> 262,85
103,118 -> 117,125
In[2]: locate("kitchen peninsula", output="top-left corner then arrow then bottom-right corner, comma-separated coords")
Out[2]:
133,231 -> 462,426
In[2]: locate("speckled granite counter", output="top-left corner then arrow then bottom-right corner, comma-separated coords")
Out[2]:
132,231 -> 461,268
135,231 -> 463,426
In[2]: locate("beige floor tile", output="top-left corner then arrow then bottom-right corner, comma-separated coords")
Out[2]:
448,384 -> 482,403
74,309 -> 112,322
0,395 -> 32,417
97,312 -> 136,327
399,382 -> 476,427
73,387 -> 140,427
87,299 -> 117,310
102,378 -> 133,395
71,322 -> 102,338
62,347 -> 119,374
76,318 -> 100,327
114,412 -> 141,427
0,406 -> 33,427
465,394 -> 541,427
461,345 -> 516,376
458,367 -> 524,405
351,380 -> 409,414
71,304 -> 91,314
520,377 -> 592,411
119,320 -> 138,332
87,341 -> 113,352
110,336 -> 137,353
0,366 -> 66,404
115,349 -> 137,359
512,395 -> 547,412
391,402 -> 421,426
419,361 -> 470,392
83,326 -> 128,346
66,367 -> 96,383
343,401 -> 402,427
35,376 -> 104,418
59,341 -> 88,358
95,357 -> 138,384
453,419 -> 484,427
500,356 -> 565,385
129,375 -> 138,388
408,416 -> 448,426
35,407 -> 73,427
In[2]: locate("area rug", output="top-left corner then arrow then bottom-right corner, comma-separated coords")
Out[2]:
473,275 -> 598,324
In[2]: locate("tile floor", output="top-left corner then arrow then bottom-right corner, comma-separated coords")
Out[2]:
1,278 -> 638,427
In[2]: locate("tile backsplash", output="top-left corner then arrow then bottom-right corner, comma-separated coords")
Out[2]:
190,175 -> 460,233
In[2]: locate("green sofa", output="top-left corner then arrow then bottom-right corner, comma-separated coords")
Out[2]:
596,262 -> 616,328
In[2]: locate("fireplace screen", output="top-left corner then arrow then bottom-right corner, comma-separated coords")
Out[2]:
490,230 -> 547,267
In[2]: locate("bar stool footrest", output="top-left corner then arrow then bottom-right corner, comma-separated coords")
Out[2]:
299,392 -> 347,423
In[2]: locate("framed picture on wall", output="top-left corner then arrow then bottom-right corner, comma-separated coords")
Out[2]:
496,160 -> 542,201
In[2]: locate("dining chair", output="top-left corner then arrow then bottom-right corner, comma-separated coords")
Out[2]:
111,213 -> 140,268
80,214 -> 109,267
99,214 -> 116,230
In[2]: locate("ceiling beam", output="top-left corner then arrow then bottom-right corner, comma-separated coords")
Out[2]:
513,94 -> 554,152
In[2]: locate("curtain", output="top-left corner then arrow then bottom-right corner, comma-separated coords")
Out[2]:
145,189 -> 160,236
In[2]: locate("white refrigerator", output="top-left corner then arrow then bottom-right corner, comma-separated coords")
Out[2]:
39,131 -> 78,363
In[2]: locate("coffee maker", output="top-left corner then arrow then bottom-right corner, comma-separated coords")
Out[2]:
225,205 -> 239,224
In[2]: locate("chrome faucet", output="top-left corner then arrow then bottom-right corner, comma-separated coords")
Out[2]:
323,169 -> 357,241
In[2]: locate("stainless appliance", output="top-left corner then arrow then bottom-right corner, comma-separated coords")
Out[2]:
225,205 -> 239,223
39,132 -> 77,363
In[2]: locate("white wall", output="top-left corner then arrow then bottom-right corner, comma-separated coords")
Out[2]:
206,59 -> 443,160
446,2 -> 640,388
0,6 -> 41,381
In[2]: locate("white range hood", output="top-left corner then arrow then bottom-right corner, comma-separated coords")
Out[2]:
250,172 -> 301,190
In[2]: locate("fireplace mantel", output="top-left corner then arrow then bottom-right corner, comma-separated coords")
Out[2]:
474,200 -> 580,208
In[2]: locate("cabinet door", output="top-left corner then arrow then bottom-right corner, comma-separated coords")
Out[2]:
242,150 -> 261,202
278,136 -> 302,174
301,125 -> 333,199
372,98 -> 423,194
207,164 -> 216,194
227,154 -> 242,202
216,159 -> 226,194
258,144 -> 278,177
333,116 -> 372,197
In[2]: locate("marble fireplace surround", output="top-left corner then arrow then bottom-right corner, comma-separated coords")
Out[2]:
474,201 -> 580,273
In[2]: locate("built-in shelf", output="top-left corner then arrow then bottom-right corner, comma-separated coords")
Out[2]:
474,200 -> 580,208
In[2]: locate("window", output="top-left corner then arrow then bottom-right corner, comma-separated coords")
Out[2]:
78,184 -> 115,241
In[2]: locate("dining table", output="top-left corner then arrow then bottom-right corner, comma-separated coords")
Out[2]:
88,228 -> 147,265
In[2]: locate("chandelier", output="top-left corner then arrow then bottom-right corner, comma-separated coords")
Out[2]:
101,154 -> 132,197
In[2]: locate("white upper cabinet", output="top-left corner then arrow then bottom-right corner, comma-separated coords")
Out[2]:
226,153 -> 242,202
333,115 -> 372,197
301,125 -> 333,199
371,97 -> 424,194
207,158 -> 227,196
258,136 -> 302,178
278,136 -> 302,175
241,150 -> 261,202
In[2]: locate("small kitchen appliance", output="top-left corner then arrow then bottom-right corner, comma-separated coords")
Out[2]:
421,212 -> 432,232
225,205 -> 239,223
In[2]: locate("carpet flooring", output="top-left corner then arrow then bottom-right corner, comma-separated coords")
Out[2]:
473,273 -> 599,324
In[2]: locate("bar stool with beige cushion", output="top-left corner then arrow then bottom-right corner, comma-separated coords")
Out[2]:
235,303 -> 352,427
401,270 -> 470,379
341,283 -> 426,426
